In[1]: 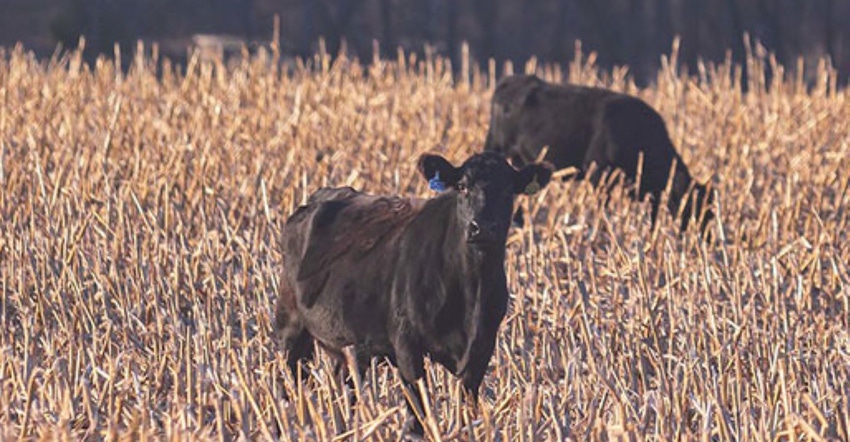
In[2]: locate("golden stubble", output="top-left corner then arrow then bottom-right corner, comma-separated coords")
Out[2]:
0,38 -> 848,440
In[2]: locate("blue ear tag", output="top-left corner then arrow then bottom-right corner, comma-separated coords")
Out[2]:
429,171 -> 446,192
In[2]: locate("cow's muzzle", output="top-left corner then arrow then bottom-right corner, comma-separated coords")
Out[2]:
467,220 -> 499,244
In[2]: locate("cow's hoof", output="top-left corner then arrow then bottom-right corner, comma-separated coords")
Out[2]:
402,417 -> 425,441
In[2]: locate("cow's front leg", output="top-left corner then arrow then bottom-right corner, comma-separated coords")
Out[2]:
393,337 -> 426,440
461,359 -> 490,410
461,328 -> 500,407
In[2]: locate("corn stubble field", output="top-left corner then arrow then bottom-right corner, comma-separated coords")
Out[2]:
0,39 -> 848,441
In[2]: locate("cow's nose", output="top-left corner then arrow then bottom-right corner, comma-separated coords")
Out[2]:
468,220 -> 498,243
469,220 -> 481,238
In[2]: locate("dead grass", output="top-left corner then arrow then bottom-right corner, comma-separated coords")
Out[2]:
0,38 -> 848,441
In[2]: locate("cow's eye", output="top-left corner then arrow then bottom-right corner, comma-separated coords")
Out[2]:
456,182 -> 468,194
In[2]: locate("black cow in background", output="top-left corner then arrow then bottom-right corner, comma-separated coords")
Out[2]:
484,74 -> 714,236
275,152 -> 552,439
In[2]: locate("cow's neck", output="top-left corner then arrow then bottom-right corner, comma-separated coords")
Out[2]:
438,195 -> 509,377
434,194 -> 505,291
459,243 -> 506,284
412,193 -> 509,290
411,193 -> 510,374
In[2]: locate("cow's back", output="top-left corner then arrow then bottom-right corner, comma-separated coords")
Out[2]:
487,75 -> 680,174
486,75 -> 618,169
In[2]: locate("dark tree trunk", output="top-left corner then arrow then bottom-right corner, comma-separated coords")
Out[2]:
334,0 -> 366,55
242,0 -> 255,41
473,0 -> 498,61
725,0 -> 748,87
380,0 -> 393,54
655,0 -> 673,57
756,0 -> 786,62
447,0 -> 458,65
301,0 -> 316,56
83,0 -> 101,51
626,0 -> 644,76
577,0 -> 620,65
419,0 -> 437,43
824,0 -> 836,63
685,0 -> 701,69
311,0 -> 365,56
553,0 -> 572,61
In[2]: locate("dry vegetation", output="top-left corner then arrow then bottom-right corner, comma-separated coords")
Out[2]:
0,38 -> 848,441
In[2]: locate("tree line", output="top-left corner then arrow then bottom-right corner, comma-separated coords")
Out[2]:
3,0 -> 846,84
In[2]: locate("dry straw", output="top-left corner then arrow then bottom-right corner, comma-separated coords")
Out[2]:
0,36 -> 848,441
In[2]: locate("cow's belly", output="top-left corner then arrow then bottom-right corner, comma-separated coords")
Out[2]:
298,288 -> 393,355
299,304 -> 354,350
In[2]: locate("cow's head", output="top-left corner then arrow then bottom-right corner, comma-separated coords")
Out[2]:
419,152 -> 553,245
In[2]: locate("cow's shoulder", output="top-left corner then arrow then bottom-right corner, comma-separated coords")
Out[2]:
495,76 -> 609,116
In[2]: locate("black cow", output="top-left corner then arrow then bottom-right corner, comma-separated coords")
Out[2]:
274,152 -> 552,438
484,74 -> 714,235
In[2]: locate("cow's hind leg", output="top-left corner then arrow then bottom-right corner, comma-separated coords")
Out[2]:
649,192 -> 662,229
286,328 -> 314,379
326,345 -> 372,406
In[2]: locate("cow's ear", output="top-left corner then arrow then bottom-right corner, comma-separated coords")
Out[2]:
418,154 -> 460,192
513,162 -> 553,195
